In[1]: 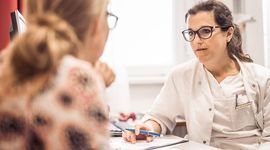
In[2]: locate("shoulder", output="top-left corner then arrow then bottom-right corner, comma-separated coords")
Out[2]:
168,59 -> 200,79
59,55 -> 94,72
55,55 -> 105,91
241,62 -> 270,89
242,62 -> 270,78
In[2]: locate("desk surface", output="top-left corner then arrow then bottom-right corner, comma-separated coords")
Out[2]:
110,135 -> 220,150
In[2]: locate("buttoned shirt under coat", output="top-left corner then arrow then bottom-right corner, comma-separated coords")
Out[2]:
146,57 -> 270,147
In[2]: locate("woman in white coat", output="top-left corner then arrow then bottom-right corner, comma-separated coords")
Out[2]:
123,0 -> 270,149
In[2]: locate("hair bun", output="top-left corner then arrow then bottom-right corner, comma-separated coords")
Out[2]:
29,13 -> 75,37
10,13 -> 79,83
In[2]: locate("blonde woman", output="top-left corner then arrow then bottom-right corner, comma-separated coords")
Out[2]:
0,0 -> 117,149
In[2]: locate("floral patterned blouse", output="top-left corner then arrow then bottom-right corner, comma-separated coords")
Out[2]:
0,55 -> 110,150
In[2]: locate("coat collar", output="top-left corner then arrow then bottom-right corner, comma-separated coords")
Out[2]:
234,56 -> 258,102
195,56 -> 258,106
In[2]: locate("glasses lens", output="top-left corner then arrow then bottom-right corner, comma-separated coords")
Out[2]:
182,30 -> 194,42
107,12 -> 118,29
198,27 -> 212,39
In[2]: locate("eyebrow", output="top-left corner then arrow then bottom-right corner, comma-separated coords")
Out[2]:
187,25 -> 216,30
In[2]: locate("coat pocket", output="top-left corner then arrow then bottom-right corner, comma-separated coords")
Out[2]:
231,99 -> 256,131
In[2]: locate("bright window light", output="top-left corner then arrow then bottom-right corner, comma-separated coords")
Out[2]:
103,0 -> 173,67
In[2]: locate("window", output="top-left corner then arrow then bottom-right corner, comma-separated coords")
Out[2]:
110,0 -> 173,66
102,0 -> 195,79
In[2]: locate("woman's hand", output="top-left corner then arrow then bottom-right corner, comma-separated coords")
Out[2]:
94,61 -> 115,87
122,123 -> 154,143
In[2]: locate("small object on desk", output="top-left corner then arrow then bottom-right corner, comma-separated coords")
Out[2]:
110,135 -> 189,150
119,112 -> 136,121
110,120 -> 162,137
125,128 -> 163,137
109,121 -> 125,137
145,139 -> 188,150
110,130 -> 122,137
110,120 -> 133,131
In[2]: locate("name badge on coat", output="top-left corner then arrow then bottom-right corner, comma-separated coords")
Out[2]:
235,93 -> 252,110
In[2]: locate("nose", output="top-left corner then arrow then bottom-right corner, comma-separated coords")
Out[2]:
192,33 -> 203,43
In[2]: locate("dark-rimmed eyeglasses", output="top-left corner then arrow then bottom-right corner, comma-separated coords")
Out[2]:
182,26 -> 220,42
107,12 -> 118,30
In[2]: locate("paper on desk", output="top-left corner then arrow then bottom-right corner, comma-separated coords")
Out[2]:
110,136 -> 188,150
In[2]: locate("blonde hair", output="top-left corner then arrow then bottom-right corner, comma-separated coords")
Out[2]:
26,0 -> 108,41
0,0 -> 107,97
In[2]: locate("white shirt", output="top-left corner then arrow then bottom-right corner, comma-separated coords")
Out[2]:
143,57 -> 270,150
206,70 -> 260,149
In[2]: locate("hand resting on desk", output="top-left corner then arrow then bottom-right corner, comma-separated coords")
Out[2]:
122,119 -> 161,144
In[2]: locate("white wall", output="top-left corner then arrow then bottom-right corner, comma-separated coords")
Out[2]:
245,0 -> 265,65
129,83 -> 163,113
263,0 -> 270,68
219,0 -> 265,65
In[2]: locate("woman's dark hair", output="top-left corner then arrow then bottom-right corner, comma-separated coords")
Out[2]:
185,0 -> 253,62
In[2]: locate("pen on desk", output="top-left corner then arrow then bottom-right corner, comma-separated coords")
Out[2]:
110,120 -> 162,137
125,128 -> 163,137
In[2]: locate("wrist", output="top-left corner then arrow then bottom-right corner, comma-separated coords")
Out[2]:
145,119 -> 161,133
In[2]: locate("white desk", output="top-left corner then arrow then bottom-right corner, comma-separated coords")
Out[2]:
110,135 -> 221,150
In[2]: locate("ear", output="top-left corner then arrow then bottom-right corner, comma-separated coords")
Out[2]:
88,15 -> 104,37
226,26 -> 234,42
83,16 -> 102,51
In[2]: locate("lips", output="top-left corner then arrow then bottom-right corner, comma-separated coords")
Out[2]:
196,48 -> 207,51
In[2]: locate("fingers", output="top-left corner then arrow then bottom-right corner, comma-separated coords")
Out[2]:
94,61 -> 115,87
135,124 -> 144,135
122,123 -> 155,143
130,133 -> 137,143
136,124 -> 154,142
135,123 -> 153,134
146,136 -> 153,142
122,131 -> 137,143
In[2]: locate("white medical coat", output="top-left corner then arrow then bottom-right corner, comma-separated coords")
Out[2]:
146,58 -> 270,149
